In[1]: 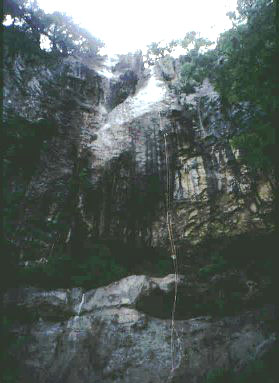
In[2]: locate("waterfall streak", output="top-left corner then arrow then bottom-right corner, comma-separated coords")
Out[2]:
78,293 -> 85,316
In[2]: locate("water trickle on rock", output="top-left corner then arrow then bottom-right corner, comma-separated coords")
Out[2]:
77,293 -> 85,316
90,64 -> 170,166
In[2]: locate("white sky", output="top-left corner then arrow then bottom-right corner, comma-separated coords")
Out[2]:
37,0 -> 237,55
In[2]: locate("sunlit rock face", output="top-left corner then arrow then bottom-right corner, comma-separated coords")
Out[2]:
81,54 -> 274,251
3,276 -> 277,383
3,51 -> 274,258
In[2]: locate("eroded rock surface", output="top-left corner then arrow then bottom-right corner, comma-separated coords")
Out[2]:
3,52 -> 274,260
3,275 -> 278,383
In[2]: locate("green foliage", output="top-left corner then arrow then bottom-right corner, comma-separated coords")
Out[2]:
199,253 -> 228,279
212,0 -> 277,170
145,32 -> 212,69
193,233 -> 278,317
70,245 -> 127,288
156,259 -> 172,276
180,31 -> 213,54
206,368 -> 233,383
215,0 -> 276,104
3,26 -> 47,62
42,10 -> 104,57
3,0 -> 103,59
145,40 -> 178,65
230,122 -> 275,169
194,297 -> 228,317
178,32 -> 215,93
18,244 -> 128,289
176,1 -> 277,169
5,238 -> 173,289
200,233 -> 279,315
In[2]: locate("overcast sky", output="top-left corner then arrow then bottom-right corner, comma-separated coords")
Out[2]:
37,0 -> 237,54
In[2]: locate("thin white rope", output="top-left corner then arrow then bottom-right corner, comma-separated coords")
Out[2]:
160,113 -> 182,380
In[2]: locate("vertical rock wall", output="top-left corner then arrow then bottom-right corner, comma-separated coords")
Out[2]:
3,52 -> 274,260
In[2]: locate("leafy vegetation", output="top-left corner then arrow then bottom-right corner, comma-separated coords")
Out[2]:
1,242 -> 172,290
3,0 -> 104,60
199,253 -> 228,279
17,244 -> 128,289
144,40 -> 178,65
212,0 -> 278,170
177,0 -> 278,170
178,31 -> 214,93
193,232 -> 279,316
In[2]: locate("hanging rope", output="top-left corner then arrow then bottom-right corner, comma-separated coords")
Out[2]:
160,113 -> 182,379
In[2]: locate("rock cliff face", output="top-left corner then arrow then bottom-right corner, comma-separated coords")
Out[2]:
3,52 -> 274,258
3,276 -> 277,383
3,51 -> 277,382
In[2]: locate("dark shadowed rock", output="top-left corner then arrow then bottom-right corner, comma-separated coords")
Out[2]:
3,275 -> 278,383
3,52 -> 274,260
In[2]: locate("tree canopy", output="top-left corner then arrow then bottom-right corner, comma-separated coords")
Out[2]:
144,40 -> 178,65
177,0 -> 278,171
213,0 -> 278,170
3,0 -> 104,58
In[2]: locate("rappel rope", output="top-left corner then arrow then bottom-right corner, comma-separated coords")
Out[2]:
160,113 -> 182,379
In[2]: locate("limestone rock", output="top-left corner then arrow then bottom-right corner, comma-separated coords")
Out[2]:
3,275 -> 277,383
3,52 -> 274,258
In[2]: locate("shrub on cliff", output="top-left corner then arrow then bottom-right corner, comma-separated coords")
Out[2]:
213,0 -> 277,171
16,244 -> 128,289
177,0 -> 277,171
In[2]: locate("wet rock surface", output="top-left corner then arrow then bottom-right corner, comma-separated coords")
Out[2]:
3,52 -> 274,258
3,51 -> 277,383
3,275 -> 278,383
